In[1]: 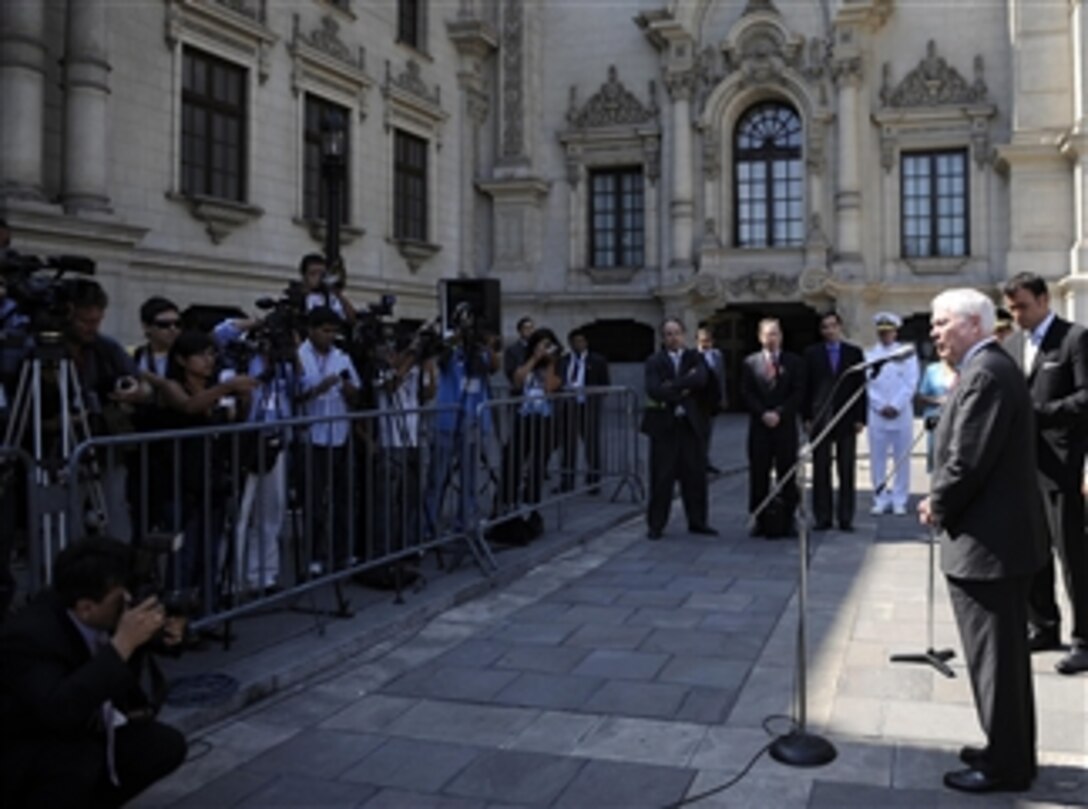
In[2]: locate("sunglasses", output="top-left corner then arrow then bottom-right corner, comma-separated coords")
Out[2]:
152,319 -> 181,329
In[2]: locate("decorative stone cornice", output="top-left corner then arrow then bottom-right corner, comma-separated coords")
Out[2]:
446,17 -> 498,62
880,40 -> 988,108
382,58 -> 447,137
289,13 -> 371,116
726,270 -> 799,298
567,66 -> 659,129
664,70 -> 697,101
164,0 -> 277,82
166,191 -> 263,243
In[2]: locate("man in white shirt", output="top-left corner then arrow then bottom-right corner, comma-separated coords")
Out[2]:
865,312 -> 920,515
298,307 -> 360,575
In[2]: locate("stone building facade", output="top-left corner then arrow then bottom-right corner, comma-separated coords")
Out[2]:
1,0 -> 1086,379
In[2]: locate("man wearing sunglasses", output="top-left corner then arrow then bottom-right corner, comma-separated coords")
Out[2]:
134,297 -> 181,378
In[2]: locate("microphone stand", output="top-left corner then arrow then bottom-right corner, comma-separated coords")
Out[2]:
886,416 -> 956,678
749,373 -> 870,768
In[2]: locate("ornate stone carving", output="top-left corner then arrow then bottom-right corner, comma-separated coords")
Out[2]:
213,0 -> 263,22
806,212 -> 829,248
663,70 -> 696,101
702,130 -> 720,180
567,66 -> 658,129
881,40 -> 988,108
726,271 -> 799,298
466,86 -> 490,126
298,14 -> 364,72
798,266 -> 830,295
644,135 -> 661,183
806,127 -> 825,173
720,19 -> 808,92
388,58 -> 440,106
743,0 -> 779,14
501,0 -> 525,159
831,56 -> 863,86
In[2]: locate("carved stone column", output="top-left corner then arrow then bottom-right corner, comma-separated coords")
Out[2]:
833,57 -> 863,258
448,14 -> 497,276
665,71 -> 696,271
1069,0 -> 1088,321
0,2 -> 47,200
62,0 -> 112,212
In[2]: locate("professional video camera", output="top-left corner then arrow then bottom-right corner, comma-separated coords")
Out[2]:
128,532 -> 201,633
0,250 -> 96,335
230,281 -> 308,372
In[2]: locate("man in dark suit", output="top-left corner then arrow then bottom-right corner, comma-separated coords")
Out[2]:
503,315 -> 535,394
0,537 -> 188,808
801,312 -> 866,531
559,328 -> 611,493
1002,272 -> 1088,675
696,326 -> 729,474
641,318 -> 716,540
920,288 -> 1046,794
741,318 -> 804,537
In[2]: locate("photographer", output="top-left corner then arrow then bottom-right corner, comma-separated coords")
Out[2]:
297,306 -> 360,575
151,331 -> 257,600
299,253 -> 356,324
423,307 -> 500,539
373,328 -> 437,557
0,537 -> 188,809
64,280 -> 144,543
213,314 -> 298,595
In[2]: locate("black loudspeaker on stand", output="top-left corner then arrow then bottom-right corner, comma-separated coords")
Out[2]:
886,416 -> 956,678
439,279 -> 502,337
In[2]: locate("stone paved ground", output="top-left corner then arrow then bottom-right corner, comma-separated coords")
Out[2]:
133,419 -> 1088,808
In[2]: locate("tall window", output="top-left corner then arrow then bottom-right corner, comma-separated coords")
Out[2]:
303,95 -> 350,223
181,47 -> 246,202
901,150 -> 968,258
734,102 -> 803,248
398,0 -> 422,49
393,129 -> 427,241
589,168 -> 644,268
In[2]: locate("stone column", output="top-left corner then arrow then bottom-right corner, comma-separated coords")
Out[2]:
458,87 -> 489,275
833,58 -> 863,258
1068,0 -> 1088,320
665,71 -> 695,271
62,0 -> 112,212
0,2 -> 47,200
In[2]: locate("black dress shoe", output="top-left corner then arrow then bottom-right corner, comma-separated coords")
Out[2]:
689,524 -> 719,536
1028,628 -> 1063,653
1055,646 -> 1088,674
959,745 -> 987,767
707,464 -> 722,474
943,768 -> 1030,794
647,529 -> 663,540
838,523 -> 853,532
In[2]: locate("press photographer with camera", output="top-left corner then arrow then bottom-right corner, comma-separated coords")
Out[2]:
299,252 -> 356,324
297,306 -> 361,575
213,311 -> 300,595
0,536 -> 188,809
423,304 -> 500,540
149,331 -> 258,602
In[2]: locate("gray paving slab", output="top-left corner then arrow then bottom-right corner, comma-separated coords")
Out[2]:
359,789 -> 491,809
503,710 -> 605,755
242,728 -> 385,780
570,648 -> 670,680
581,679 -> 690,719
657,655 -> 752,690
491,671 -> 607,711
493,642 -> 591,674
487,620 -> 578,646
563,622 -> 652,650
163,768 -> 273,808
318,694 -> 419,733
381,699 -> 540,747
675,685 -> 742,725
432,638 -> 511,668
552,758 -> 696,808
381,664 -> 521,701
234,775 -> 376,808
624,605 -> 708,629
339,737 -> 483,792
443,749 -> 586,806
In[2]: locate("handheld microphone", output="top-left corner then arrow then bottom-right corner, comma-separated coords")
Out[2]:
846,344 -> 915,377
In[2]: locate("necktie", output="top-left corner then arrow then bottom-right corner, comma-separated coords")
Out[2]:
672,352 -> 681,373
828,343 -> 839,373
764,353 -> 778,381
570,354 -> 582,386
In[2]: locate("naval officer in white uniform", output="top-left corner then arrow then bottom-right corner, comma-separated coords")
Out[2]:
865,311 -> 920,515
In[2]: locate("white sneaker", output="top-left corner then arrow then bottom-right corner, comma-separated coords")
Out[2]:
892,504 -> 908,516
870,503 -> 889,516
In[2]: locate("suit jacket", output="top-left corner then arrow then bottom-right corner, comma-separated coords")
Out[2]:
740,350 -> 804,428
640,348 -> 709,440
558,351 -> 611,390
698,348 -> 728,412
1003,316 -> 1088,491
0,591 -> 151,799
801,341 -> 867,431
931,341 -> 1047,580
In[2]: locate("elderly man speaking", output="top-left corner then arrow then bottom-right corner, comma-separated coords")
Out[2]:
918,288 -> 1047,794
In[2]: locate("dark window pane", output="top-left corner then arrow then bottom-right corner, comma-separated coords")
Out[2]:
733,102 -> 803,248
303,94 -> 351,223
899,149 -> 968,258
180,47 -> 246,201
394,129 -> 427,241
588,167 -> 644,268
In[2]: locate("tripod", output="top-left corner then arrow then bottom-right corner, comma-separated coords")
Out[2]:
3,335 -> 107,580
885,416 -> 956,678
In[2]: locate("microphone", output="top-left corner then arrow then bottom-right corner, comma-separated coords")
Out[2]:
846,344 -> 915,377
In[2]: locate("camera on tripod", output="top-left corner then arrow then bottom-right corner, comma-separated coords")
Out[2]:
0,250 -> 96,335
248,281 -> 308,367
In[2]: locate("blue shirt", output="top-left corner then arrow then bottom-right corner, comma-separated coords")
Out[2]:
434,347 -> 493,435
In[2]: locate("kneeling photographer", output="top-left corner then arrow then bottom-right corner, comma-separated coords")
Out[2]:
0,537 -> 188,809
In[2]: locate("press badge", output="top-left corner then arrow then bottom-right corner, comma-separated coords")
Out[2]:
461,377 -> 481,394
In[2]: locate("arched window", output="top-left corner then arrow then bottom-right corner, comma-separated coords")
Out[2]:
734,102 -> 804,248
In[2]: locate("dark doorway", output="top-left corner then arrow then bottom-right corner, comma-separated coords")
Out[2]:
700,303 -> 822,412
581,318 -> 656,363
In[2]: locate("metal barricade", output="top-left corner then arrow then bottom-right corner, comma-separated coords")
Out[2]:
476,386 -> 644,543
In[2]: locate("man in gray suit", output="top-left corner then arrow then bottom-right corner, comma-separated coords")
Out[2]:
696,326 -> 728,474
919,288 -> 1047,794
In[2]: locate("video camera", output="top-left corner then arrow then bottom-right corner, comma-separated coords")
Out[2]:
0,250 -> 96,335
128,532 -> 201,634
239,281 -> 308,370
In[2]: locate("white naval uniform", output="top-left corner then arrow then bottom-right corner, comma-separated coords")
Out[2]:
864,341 -> 920,510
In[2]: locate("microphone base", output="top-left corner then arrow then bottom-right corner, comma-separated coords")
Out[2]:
769,731 -> 837,768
